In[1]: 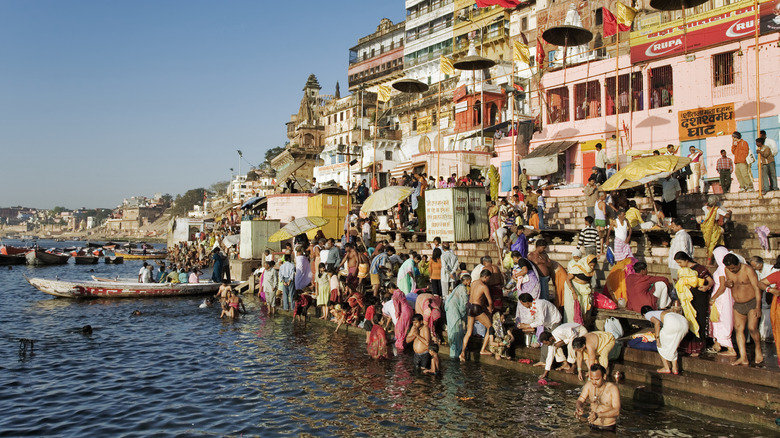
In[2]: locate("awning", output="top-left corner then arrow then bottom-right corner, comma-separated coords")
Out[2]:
274,161 -> 306,186
519,140 -> 578,177
388,160 -> 416,178
523,140 -> 578,159
241,196 -> 266,210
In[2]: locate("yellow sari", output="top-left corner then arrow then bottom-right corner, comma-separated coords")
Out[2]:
675,267 -> 705,335
701,207 -> 724,260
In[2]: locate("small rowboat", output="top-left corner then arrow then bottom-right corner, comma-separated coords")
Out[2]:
25,250 -> 70,266
26,277 -> 226,298
1,245 -> 28,255
114,250 -> 166,260
104,256 -> 124,264
74,255 -> 99,265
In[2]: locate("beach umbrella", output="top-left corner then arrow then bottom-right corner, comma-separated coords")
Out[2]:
268,216 -> 330,242
360,186 -> 415,213
600,155 -> 692,191
542,25 -> 593,84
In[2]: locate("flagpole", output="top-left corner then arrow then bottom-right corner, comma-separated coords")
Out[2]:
373,97 -> 379,193
614,30 -> 620,171
511,57 -> 516,189
755,0 -> 762,197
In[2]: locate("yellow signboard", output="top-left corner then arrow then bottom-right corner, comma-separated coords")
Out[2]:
678,103 -> 735,141
580,139 -> 605,152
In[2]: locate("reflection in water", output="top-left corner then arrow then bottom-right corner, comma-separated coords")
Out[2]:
0,241 -> 769,436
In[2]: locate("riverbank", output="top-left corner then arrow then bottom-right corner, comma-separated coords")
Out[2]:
266,299 -> 780,433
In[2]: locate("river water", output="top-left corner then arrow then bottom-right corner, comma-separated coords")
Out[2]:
0,240 -> 770,437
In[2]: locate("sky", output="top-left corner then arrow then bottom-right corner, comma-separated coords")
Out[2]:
0,0 -> 405,209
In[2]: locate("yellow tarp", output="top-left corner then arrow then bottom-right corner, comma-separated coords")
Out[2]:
600,155 -> 691,191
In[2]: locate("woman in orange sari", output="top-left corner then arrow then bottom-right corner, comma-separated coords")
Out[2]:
759,257 -> 780,367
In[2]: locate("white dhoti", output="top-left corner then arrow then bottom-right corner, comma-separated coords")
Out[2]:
653,281 -> 672,309
658,313 -> 688,362
760,308 -> 773,341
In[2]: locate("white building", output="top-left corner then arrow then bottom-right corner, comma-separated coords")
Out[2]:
403,0 -> 455,85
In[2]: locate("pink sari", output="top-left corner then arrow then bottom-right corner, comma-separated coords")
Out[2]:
710,247 -> 734,348
393,289 -> 413,352
367,325 -> 388,359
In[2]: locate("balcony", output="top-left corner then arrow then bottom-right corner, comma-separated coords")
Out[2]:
348,63 -> 404,90
404,46 -> 453,68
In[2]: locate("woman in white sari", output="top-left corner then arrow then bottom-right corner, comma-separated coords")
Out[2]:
642,306 -> 688,374
708,246 -> 737,356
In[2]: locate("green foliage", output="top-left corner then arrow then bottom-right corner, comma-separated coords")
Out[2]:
170,188 -> 207,217
209,181 -> 229,195
264,146 -> 286,164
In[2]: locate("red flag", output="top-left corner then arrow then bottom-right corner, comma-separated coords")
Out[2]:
476,0 -> 520,8
536,37 -> 545,68
602,8 -> 631,37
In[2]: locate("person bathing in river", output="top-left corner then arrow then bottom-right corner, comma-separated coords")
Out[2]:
575,364 -> 621,433
406,314 -> 435,374
459,270 -> 494,361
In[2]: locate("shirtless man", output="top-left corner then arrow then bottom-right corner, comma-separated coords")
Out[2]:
459,270 -> 494,362
406,314 -> 432,372
571,332 -> 616,381
482,256 -> 505,310
575,364 -> 621,432
214,280 -> 232,304
527,239 -> 557,303
723,254 -> 763,365
338,243 -> 359,294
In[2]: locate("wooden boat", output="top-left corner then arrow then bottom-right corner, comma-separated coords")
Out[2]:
0,254 -> 26,265
25,250 -> 70,266
104,256 -> 124,264
26,277 -> 224,298
74,255 -> 99,265
1,244 -> 28,255
114,250 -> 166,260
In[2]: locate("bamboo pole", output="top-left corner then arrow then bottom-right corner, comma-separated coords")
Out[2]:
755,0 -> 763,197
437,79 -> 442,183
615,31 -> 621,171
511,57 -> 516,189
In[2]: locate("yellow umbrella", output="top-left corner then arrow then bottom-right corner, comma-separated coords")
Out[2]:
600,155 -> 692,191
268,216 -> 329,242
360,186 -> 414,213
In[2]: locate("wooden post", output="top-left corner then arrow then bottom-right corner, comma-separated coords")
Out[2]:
755,0 -> 763,197
615,31 -> 621,171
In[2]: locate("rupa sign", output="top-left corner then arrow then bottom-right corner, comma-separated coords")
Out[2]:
629,0 -> 779,63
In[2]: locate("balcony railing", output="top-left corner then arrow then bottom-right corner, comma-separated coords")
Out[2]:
348,64 -> 404,89
406,0 -> 454,21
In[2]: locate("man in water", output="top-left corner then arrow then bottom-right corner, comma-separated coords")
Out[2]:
338,243 -> 359,294
459,270 -> 494,362
575,364 -> 620,432
406,314 -> 432,372
723,254 -> 764,366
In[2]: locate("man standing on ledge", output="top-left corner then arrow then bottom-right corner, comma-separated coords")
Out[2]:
575,364 -> 621,432
724,254 -> 763,366
731,131 -> 754,192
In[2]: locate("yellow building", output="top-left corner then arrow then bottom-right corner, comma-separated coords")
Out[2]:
452,1 -> 510,62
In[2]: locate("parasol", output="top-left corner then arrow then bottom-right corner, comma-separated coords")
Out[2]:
392,78 -> 429,94
600,155 -> 692,191
360,186 -> 415,213
268,216 -> 330,242
453,55 -> 496,71
542,25 -> 593,83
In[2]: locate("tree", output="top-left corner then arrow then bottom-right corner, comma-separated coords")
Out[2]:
160,193 -> 173,208
264,146 -> 286,165
209,181 -> 230,195
170,188 -> 207,217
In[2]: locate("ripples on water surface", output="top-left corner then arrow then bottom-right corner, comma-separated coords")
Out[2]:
0,241 -> 771,437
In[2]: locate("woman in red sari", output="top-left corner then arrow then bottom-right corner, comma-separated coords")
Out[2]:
392,288 -> 413,352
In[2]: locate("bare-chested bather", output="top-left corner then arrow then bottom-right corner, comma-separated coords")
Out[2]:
575,364 -> 621,432
723,254 -> 763,366
459,269 -> 494,361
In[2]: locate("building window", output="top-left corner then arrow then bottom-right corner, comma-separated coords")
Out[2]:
380,44 -> 384,54
547,87 -> 569,124
521,16 -> 528,31
595,8 -> 603,26
412,115 -> 418,131
605,72 -> 643,115
713,51 -> 735,87
474,100 -> 482,125
385,151 -> 393,160
371,48 -> 375,58
390,40 -> 394,50
574,81 -> 601,120
649,65 -> 673,109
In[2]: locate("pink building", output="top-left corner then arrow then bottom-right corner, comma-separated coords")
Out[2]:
493,0 -> 780,197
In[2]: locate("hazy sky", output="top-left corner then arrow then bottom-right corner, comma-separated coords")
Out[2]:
0,0 -> 404,209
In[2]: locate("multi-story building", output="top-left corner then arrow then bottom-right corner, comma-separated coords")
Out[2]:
403,0 -> 456,85
271,74 -> 327,189
520,0 -> 780,196
348,18 -> 406,93
452,1 -> 511,62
